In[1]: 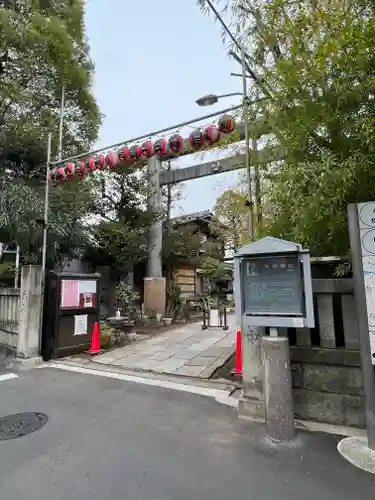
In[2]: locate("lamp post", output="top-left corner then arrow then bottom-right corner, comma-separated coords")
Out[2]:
57,85 -> 65,161
195,50 -> 258,241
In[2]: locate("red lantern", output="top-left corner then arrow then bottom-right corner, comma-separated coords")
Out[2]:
204,125 -> 220,145
57,166 -> 67,181
106,152 -> 119,169
65,163 -> 75,178
141,140 -> 154,158
218,114 -> 235,134
88,157 -> 96,172
95,154 -> 106,170
169,134 -> 184,154
189,129 -> 204,150
118,146 -> 132,164
75,161 -> 86,177
48,168 -> 57,182
153,138 -> 169,156
129,144 -> 142,161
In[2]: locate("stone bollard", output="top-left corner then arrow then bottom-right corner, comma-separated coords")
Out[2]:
262,336 -> 295,442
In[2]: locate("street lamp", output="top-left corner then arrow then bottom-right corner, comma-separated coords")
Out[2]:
195,92 -> 242,107
195,59 -> 256,241
57,85 -> 65,161
195,49 -> 267,242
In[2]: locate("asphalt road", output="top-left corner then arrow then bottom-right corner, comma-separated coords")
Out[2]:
0,366 -> 374,500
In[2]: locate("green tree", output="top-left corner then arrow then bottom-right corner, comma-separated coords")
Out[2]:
162,222 -> 203,275
213,188 -> 248,251
0,0 -> 100,168
84,165 -> 152,274
0,0 -> 101,265
0,173 -> 94,265
199,0 -> 375,256
199,255 -> 232,280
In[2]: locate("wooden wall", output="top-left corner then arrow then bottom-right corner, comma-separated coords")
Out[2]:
174,265 -> 196,297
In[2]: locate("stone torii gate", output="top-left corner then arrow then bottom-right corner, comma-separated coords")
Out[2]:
144,123 -> 274,315
48,105 -> 273,315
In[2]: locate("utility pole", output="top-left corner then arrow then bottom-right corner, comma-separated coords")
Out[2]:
57,85 -> 65,161
253,138 -> 262,228
241,43 -> 255,242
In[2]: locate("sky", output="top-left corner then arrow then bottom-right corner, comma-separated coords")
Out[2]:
84,0 -> 243,216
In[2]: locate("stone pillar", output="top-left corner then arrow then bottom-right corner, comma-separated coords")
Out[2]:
144,156 -> 166,316
17,265 -> 43,359
262,336 -> 295,442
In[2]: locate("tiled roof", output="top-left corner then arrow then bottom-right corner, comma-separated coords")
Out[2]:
170,210 -> 213,225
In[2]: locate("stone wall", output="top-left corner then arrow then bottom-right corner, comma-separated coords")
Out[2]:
292,360 -> 364,428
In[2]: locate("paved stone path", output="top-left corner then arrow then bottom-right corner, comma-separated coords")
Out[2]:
93,316 -> 236,378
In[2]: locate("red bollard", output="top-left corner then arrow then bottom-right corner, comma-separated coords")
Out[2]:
233,329 -> 242,376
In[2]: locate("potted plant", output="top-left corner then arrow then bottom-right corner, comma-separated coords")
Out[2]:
199,294 -> 215,312
116,281 -> 140,340
164,300 -> 174,326
164,275 -> 181,325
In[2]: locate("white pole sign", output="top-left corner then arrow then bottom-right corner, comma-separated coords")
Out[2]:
357,202 -> 375,364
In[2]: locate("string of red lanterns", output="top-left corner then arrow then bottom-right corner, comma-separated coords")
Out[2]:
48,114 -> 236,184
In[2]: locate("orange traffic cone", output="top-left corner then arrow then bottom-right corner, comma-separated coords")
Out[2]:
232,329 -> 242,376
88,321 -> 101,355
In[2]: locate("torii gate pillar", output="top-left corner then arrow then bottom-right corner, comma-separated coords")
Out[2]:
144,156 -> 166,316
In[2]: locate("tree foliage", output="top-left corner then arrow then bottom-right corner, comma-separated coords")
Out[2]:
199,0 -> 375,256
213,188 -> 249,251
199,256 -> 232,280
0,0 -> 101,265
0,174 -> 94,265
162,223 -> 203,271
84,165 -> 152,273
0,0 -> 100,170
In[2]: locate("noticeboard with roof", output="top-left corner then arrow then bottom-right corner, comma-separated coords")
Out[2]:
234,237 -> 314,329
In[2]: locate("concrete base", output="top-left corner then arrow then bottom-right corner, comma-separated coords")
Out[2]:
337,436 -> 375,474
238,393 -> 265,420
143,277 -> 166,316
11,356 -> 43,370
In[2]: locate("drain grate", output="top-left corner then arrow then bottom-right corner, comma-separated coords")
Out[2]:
0,413 -> 48,441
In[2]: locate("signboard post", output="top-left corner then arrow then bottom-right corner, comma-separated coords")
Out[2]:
347,203 -> 375,449
234,236 -> 314,442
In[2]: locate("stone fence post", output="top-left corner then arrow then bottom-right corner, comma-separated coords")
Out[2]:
17,265 -> 42,360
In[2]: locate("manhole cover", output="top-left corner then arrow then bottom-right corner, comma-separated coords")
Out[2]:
0,413 -> 48,441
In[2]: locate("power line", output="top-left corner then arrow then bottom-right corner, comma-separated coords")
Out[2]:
203,0 -> 272,98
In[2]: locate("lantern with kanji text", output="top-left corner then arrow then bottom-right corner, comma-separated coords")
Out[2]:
117,146 -> 132,165
106,152 -> 119,169
141,140 -> 154,158
87,157 -> 96,172
65,163 -> 75,178
95,154 -> 106,170
169,134 -> 184,154
153,138 -> 169,157
57,166 -> 67,182
75,161 -> 86,178
218,114 -> 235,134
129,144 -> 142,161
203,125 -> 220,145
189,129 -> 204,150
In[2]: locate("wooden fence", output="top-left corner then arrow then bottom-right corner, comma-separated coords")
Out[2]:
0,288 -> 20,348
285,278 -> 363,427
287,278 -> 359,358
